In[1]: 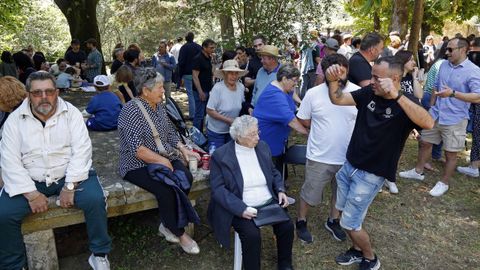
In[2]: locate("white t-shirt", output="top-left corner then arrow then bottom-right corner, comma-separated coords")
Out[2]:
337,44 -> 354,60
297,82 -> 359,165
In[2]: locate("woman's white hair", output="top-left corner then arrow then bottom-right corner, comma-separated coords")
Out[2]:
229,115 -> 258,140
137,67 -> 164,95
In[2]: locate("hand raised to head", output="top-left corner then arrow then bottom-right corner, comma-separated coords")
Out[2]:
325,64 -> 347,83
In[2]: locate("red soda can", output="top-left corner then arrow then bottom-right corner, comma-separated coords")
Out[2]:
201,154 -> 210,170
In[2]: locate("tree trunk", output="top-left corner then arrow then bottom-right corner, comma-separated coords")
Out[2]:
242,0 -> 256,46
389,0 -> 409,39
421,22 -> 431,44
373,10 -> 381,32
407,0 -> 424,53
219,14 -> 235,50
54,0 -> 105,73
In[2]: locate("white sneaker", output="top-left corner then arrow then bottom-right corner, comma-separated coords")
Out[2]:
88,254 -> 110,270
429,181 -> 449,197
159,223 -> 180,243
399,168 -> 425,181
384,180 -> 399,194
457,166 -> 479,177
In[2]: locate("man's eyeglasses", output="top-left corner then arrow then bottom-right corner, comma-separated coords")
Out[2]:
29,89 -> 56,97
446,47 -> 462,53
288,78 -> 299,85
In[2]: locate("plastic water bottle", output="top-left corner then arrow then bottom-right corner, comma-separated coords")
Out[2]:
209,142 -> 216,155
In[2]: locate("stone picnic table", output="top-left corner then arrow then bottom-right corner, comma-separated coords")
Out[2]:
20,91 -> 210,270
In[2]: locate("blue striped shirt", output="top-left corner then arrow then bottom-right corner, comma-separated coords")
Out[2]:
430,59 -> 480,125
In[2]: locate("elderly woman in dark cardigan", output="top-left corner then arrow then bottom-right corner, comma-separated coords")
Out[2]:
208,115 -> 294,270
117,68 -> 201,255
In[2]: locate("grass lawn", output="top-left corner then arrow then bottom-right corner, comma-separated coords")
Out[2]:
59,91 -> 479,270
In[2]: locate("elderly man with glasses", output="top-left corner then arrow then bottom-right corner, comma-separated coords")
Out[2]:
400,37 -> 480,196
0,72 -> 112,270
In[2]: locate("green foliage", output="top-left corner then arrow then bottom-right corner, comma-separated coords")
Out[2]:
0,0 -> 30,33
346,0 -> 480,37
0,0 -> 70,61
184,0 -> 335,47
98,0 -> 194,57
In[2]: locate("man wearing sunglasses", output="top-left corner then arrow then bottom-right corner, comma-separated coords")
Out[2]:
0,72 -> 112,269
400,37 -> 480,197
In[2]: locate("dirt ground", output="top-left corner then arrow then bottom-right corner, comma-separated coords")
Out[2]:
58,90 -> 479,270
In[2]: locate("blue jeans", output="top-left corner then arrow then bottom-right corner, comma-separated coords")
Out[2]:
207,129 -> 232,149
182,75 -> 195,119
193,90 -> 208,132
0,170 -> 111,269
335,161 -> 384,231
299,70 -> 316,99
421,92 -> 442,160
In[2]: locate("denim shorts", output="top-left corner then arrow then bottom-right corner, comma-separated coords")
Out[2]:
335,161 -> 385,231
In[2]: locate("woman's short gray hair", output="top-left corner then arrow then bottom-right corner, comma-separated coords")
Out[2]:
229,115 -> 258,140
137,67 -> 164,95
276,63 -> 300,81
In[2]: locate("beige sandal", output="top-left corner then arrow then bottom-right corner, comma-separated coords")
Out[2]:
179,239 -> 200,255
158,223 -> 180,243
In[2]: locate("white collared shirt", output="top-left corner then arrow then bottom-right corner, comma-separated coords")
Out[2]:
235,142 -> 272,207
1,97 -> 92,197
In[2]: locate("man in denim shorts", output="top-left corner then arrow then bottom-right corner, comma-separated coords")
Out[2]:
399,37 -> 480,196
295,54 -> 358,244
325,56 -> 434,270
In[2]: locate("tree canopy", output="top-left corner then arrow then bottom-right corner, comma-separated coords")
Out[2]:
345,0 -> 480,38
1,0 -> 479,60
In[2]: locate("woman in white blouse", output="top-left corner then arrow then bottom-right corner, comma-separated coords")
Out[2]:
208,115 -> 294,270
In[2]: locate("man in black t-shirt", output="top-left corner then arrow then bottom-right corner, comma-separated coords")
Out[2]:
325,57 -> 434,270
64,39 -> 87,68
192,38 -> 216,131
244,35 -> 266,90
348,32 -> 384,88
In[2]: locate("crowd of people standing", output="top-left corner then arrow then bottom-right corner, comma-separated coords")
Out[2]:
0,29 -> 479,270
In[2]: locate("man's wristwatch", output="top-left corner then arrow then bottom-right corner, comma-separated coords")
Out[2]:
450,90 -> 456,98
65,182 -> 75,192
395,91 -> 403,101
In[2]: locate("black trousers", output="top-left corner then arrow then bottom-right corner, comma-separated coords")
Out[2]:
232,217 -> 294,270
272,154 -> 288,181
124,160 -> 193,236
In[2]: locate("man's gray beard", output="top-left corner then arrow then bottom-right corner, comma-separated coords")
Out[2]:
35,103 -> 53,115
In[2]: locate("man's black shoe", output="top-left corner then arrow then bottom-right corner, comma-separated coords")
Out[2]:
335,247 -> 363,265
295,219 -> 313,243
325,218 -> 347,241
359,255 -> 380,270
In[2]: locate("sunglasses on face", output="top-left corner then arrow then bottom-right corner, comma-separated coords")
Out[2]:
446,47 -> 463,53
29,89 -> 56,97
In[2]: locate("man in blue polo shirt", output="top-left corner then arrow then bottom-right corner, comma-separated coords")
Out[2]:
400,37 -> 480,196
251,45 -> 282,106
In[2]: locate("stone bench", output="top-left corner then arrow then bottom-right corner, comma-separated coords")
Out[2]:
17,90 -> 211,269
21,168 -> 209,270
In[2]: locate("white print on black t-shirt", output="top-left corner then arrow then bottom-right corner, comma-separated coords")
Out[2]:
383,107 -> 394,118
400,75 -> 414,95
400,80 -> 414,94
367,101 -> 375,112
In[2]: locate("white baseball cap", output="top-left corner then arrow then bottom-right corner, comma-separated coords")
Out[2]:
93,75 -> 111,87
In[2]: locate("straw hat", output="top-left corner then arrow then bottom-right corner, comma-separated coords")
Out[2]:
214,60 -> 249,79
257,45 -> 281,58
